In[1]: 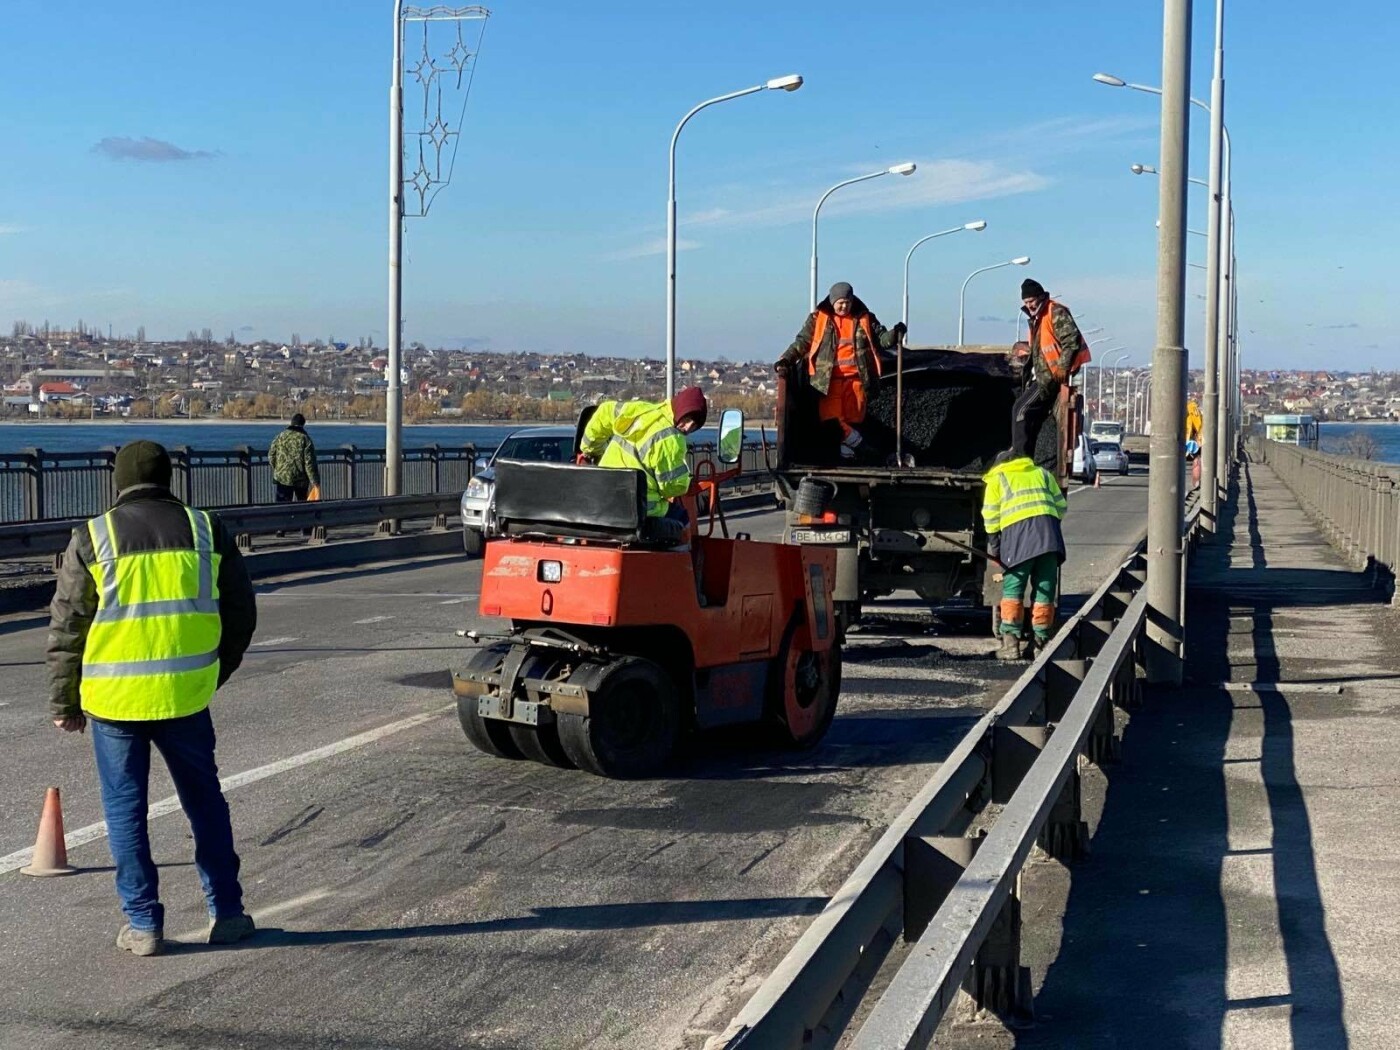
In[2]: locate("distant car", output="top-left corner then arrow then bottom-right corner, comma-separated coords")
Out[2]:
460,426 -> 576,555
1070,432 -> 1098,483
1091,441 -> 1131,476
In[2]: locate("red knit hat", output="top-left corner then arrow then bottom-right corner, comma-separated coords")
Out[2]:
671,386 -> 708,428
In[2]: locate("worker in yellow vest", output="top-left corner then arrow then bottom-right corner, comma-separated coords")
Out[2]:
46,440 -> 258,957
982,450 -> 1068,660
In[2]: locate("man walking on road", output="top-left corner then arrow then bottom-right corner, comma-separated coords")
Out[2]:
46,440 -> 259,957
1013,279 -> 1090,463
269,412 -> 319,503
776,282 -> 905,461
982,449 -> 1067,660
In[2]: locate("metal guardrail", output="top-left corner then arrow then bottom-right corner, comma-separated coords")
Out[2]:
1256,440 -> 1400,582
0,438 -> 773,524
0,493 -> 462,561
720,498 -> 1206,1049
0,444 -> 478,523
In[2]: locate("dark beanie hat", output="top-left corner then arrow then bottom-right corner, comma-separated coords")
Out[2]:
671,386 -> 708,429
828,281 -> 854,303
291,412 -> 306,428
114,440 -> 173,492
1020,278 -> 1047,300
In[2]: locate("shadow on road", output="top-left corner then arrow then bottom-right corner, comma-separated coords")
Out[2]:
170,895 -> 827,954
1018,461 -> 1353,1048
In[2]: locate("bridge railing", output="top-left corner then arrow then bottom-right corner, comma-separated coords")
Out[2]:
0,437 -> 775,525
1256,440 -> 1400,583
719,497 -> 1206,1050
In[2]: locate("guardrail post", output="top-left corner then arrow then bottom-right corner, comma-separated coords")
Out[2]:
237,446 -> 253,506
902,833 -> 1032,1025
345,445 -> 358,500
429,444 -> 441,493
23,448 -> 43,520
1040,763 -> 1087,862
992,725 -> 1047,804
172,446 -> 192,504
1044,658 -> 1087,722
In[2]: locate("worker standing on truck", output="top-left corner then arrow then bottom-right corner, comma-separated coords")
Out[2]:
580,386 -> 707,522
1013,279 -> 1090,461
982,450 -> 1068,660
775,282 -> 905,461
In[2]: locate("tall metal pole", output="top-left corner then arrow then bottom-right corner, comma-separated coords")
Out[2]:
386,0 -> 405,496
1113,356 -> 1132,422
958,258 -> 1028,345
902,223 -> 980,328
812,170 -> 888,312
1198,0 -> 1225,526
1215,152 -> 1233,490
1146,0 -> 1193,684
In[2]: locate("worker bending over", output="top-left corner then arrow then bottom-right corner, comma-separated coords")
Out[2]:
580,386 -> 707,523
982,450 -> 1068,660
1014,279 -> 1090,460
776,282 -> 905,461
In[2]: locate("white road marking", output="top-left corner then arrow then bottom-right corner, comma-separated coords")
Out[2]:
251,636 -> 299,647
354,615 -> 394,624
0,705 -> 453,877
168,888 -> 335,943
437,595 -> 479,605
258,592 -> 478,600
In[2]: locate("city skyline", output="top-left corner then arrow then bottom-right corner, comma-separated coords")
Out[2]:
1,2 -> 1395,369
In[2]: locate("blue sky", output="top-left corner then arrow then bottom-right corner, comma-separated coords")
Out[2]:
1,1 -> 1395,370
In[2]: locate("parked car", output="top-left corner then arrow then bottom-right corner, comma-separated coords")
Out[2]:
460,426 -> 576,554
1070,432 -> 1098,483
1091,441 -> 1131,476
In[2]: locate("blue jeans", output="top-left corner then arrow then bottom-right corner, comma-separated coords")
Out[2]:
90,708 -> 244,932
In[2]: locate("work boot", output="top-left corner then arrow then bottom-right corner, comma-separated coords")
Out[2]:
116,924 -> 164,957
840,428 -> 864,460
208,913 -> 256,945
996,633 -> 1023,661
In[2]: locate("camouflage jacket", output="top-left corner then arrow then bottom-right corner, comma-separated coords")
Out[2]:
1026,300 -> 1085,388
269,426 -> 320,486
778,296 -> 896,395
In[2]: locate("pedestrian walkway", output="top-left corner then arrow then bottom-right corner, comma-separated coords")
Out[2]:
1020,457 -> 1400,1049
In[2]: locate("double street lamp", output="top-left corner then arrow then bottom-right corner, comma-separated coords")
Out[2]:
666,74 -> 803,398
811,163 -> 918,311
901,220 -> 987,328
957,257 -> 1031,345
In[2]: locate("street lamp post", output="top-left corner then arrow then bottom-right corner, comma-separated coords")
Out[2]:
1095,347 -> 1126,418
1096,0 -> 1229,524
901,220 -> 986,328
811,162 -> 917,312
667,74 -> 803,399
1101,0 -> 1194,683
957,257 -> 1030,345
1108,351 -> 1131,421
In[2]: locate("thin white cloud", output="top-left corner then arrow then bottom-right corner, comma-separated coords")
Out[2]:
0,225 -> 23,236
680,159 -> 1049,232
599,237 -> 702,262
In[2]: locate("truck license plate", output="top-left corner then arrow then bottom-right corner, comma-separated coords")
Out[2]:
790,528 -> 852,544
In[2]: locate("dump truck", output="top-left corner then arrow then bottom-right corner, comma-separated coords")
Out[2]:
773,343 -> 1084,629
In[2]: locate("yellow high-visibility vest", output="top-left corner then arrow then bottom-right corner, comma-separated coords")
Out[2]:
80,505 -> 222,720
982,457 -> 1067,535
581,400 -> 691,517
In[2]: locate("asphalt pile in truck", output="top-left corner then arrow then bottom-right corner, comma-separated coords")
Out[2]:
782,348 -> 1059,473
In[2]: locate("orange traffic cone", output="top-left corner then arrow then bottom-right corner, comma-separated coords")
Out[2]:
20,787 -> 77,877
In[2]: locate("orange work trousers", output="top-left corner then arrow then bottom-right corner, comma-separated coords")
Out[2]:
817,373 -> 866,438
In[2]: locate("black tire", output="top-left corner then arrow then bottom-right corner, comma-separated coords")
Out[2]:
556,657 -> 679,778
509,720 -> 575,768
455,645 -> 524,760
463,527 -> 484,556
771,641 -> 841,750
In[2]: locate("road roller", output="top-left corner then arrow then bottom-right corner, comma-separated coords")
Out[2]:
451,409 -> 840,778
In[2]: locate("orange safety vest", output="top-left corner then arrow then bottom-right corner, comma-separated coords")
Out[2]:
1035,300 -> 1091,382
807,311 -> 883,378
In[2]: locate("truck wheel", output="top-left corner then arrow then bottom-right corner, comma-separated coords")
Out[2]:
455,646 -> 524,760
557,657 -> 679,778
463,527 -> 484,556
509,721 -> 575,769
772,641 -> 841,749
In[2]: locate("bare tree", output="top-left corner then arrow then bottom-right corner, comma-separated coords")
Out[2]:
1340,431 -> 1381,460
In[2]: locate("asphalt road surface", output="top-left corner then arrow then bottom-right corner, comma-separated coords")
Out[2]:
0,475 -> 1148,1050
